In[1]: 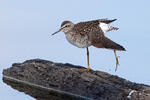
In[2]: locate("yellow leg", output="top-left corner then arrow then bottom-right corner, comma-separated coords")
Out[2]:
87,48 -> 90,71
114,50 -> 119,71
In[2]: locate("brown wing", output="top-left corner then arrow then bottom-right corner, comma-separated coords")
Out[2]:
99,37 -> 126,51
86,19 -> 117,24
98,19 -> 117,24
73,19 -> 117,35
73,20 -> 100,35
89,27 -> 126,51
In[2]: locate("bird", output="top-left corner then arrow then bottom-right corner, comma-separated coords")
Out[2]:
52,19 -> 126,71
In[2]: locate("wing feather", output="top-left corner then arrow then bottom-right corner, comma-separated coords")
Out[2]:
89,27 -> 125,51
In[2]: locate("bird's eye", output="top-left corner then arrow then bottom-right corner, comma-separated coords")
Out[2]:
65,25 -> 70,27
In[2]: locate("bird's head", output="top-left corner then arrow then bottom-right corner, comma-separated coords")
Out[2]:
52,21 -> 74,35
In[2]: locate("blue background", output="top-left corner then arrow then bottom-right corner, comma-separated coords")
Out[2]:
0,0 -> 150,100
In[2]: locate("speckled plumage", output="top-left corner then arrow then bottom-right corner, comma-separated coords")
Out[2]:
61,19 -> 125,50
53,19 -> 126,71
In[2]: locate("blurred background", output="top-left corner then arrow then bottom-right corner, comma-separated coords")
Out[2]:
0,0 -> 150,100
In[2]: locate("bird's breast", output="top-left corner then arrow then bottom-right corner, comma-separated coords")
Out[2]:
65,32 -> 91,48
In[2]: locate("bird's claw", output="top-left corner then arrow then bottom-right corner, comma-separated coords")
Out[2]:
87,65 -> 90,72
80,65 -> 90,72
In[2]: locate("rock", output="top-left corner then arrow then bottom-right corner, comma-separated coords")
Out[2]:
2,59 -> 150,100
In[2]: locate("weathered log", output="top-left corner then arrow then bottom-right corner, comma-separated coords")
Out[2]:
3,59 -> 150,100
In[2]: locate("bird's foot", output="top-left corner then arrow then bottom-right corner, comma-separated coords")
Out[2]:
80,66 -> 91,72
115,55 -> 120,71
87,65 -> 90,72
80,68 -> 88,72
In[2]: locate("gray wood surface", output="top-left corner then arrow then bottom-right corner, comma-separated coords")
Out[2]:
3,59 -> 150,100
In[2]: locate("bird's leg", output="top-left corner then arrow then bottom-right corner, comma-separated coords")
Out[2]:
114,50 -> 119,71
80,48 -> 90,72
87,47 -> 90,71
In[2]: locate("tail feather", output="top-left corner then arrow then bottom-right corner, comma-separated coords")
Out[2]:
111,26 -> 119,31
92,37 -> 126,51
108,26 -> 119,32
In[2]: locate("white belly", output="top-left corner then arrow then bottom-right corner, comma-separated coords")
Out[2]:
65,33 -> 91,48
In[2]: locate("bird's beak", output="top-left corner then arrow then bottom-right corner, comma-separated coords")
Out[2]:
52,28 -> 63,36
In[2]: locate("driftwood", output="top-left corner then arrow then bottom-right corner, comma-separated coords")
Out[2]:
3,59 -> 150,100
